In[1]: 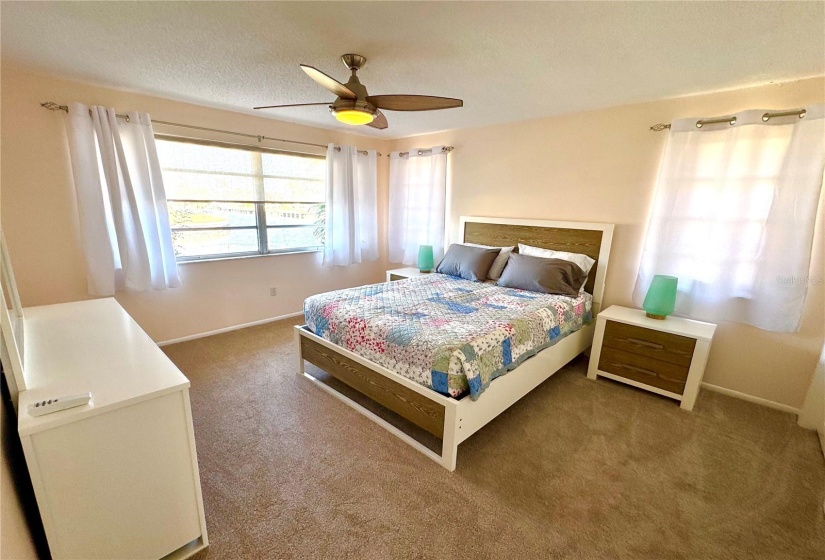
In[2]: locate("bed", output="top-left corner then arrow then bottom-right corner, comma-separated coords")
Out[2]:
295,216 -> 614,471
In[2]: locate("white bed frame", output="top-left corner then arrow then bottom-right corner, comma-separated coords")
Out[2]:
296,216 -> 614,471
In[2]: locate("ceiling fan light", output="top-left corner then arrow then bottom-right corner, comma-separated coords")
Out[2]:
333,108 -> 375,126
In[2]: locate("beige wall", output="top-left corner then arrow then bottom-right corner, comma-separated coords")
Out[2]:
390,77 -> 825,410
1,63 -> 389,343
2,61 -> 822,409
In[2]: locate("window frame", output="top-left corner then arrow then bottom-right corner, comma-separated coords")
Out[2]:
156,135 -> 326,262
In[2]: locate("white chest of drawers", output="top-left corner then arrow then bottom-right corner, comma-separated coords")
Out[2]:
17,298 -> 208,560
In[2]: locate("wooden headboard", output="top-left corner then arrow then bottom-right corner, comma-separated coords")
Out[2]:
459,216 -> 614,312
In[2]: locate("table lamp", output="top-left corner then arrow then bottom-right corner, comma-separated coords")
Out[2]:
418,245 -> 434,273
643,275 -> 678,319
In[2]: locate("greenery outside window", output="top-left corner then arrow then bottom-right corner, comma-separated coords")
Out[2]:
156,136 -> 326,261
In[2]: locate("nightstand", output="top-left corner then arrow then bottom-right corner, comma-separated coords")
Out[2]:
587,305 -> 716,411
386,267 -> 428,281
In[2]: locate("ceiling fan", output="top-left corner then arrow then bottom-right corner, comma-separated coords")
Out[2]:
254,54 -> 463,130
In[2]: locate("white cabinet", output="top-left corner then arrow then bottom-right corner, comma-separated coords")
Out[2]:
17,298 -> 208,559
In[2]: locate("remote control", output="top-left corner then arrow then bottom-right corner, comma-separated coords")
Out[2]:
27,393 -> 92,417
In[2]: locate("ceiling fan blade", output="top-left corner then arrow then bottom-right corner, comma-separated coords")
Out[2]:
253,102 -> 330,110
300,65 -> 356,99
367,111 -> 388,130
366,95 -> 463,112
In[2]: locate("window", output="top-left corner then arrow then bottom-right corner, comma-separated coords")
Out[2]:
634,109 -> 825,332
156,137 -> 326,261
388,147 -> 449,265
654,130 -> 789,297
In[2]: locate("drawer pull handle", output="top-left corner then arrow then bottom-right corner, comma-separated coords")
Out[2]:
625,337 -> 664,350
605,362 -> 686,384
619,364 -> 658,377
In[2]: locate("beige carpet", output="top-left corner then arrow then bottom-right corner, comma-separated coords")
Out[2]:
162,318 -> 825,560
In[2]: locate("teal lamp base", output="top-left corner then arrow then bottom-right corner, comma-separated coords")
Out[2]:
643,275 -> 678,320
418,245 -> 434,274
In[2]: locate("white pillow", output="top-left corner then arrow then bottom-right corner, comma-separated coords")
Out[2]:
462,243 -> 515,281
517,243 -> 595,291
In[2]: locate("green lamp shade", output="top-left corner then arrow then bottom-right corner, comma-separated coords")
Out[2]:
643,275 -> 678,319
418,245 -> 434,272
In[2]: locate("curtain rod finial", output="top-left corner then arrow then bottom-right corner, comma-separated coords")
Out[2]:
650,123 -> 671,132
41,101 -> 68,112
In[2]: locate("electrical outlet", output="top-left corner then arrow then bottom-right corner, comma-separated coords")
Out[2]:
270,287 -> 277,296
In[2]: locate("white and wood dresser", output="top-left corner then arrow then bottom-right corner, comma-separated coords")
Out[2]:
587,305 -> 716,411
17,298 -> 208,560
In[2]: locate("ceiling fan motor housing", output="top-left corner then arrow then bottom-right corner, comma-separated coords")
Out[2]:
330,99 -> 376,114
331,71 -> 377,115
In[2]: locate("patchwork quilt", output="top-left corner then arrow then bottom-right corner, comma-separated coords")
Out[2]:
304,273 -> 592,401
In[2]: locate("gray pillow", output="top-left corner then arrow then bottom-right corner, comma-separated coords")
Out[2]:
435,244 -> 501,282
461,243 -> 515,281
497,253 -> 587,296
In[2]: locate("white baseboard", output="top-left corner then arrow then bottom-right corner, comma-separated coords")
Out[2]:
157,311 -> 303,347
701,382 -> 800,415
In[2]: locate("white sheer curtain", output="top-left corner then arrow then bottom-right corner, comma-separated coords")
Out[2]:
65,103 -> 180,295
634,105 -> 825,332
388,146 -> 448,265
322,144 -> 379,267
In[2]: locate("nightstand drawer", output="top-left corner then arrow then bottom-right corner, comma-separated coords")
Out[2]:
598,346 -> 688,395
602,320 -> 695,367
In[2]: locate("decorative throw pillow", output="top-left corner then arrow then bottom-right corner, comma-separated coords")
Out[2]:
461,243 -> 515,280
435,244 -> 501,282
497,253 -> 587,296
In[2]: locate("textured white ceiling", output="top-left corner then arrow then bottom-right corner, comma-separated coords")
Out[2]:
2,1 -> 823,138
